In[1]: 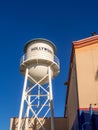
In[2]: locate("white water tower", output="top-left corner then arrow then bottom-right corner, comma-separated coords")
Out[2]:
18,38 -> 60,130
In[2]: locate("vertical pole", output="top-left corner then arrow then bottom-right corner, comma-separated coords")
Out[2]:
48,66 -> 54,130
18,68 -> 28,130
25,95 -> 30,130
89,104 -> 93,119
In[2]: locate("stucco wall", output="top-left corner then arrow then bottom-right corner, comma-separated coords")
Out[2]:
75,43 -> 98,109
66,55 -> 79,130
65,35 -> 98,130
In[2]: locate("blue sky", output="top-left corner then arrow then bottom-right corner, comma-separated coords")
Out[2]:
0,0 -> 98,129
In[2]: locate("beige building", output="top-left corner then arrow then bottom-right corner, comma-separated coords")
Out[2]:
10,117 -> 67,130
65,34 -> 98,130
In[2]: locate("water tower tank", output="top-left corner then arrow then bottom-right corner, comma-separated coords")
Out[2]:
20,38 -> 60,84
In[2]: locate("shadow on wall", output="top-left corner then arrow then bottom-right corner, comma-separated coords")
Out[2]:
95,68 -> 98,81
10,117 -> 67,130
71,111 -> 79,130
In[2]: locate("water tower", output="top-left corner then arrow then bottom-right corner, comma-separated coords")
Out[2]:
18,38 -> 60,130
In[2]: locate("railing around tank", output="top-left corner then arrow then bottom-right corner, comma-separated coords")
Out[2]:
20,53 -> 60,67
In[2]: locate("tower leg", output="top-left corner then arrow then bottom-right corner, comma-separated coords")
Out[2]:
25,95 -> 30,130
18,68 -> 28,130
48,67 -> 54,130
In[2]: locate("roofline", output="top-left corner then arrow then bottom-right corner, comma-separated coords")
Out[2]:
73,35 -> 98,49
24,38 -> 57,54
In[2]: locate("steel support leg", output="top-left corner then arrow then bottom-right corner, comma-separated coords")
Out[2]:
48,66 -> 54,130
18,68 -> 28,130
25,95 -> 30,130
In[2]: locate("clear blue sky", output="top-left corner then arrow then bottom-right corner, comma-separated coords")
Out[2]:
0,0 -> 98,129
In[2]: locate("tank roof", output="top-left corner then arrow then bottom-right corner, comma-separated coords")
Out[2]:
24,38 -> 57,54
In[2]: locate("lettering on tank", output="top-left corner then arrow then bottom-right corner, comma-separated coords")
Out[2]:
31,47 -> 53,54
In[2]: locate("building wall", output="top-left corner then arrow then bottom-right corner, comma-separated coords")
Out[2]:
65,35 -> 98,130
65,54 -> 79,130
10,117 -> 67,130
75,41 -> 98,109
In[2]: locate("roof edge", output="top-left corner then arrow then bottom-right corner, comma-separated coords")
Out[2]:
73,35 -> 98,49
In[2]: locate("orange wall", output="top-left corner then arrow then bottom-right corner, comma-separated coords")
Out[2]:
75,42 -> 98,109
65,35 -> 98,129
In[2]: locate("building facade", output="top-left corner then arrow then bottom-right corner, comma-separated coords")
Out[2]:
65,35 -> 98,130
